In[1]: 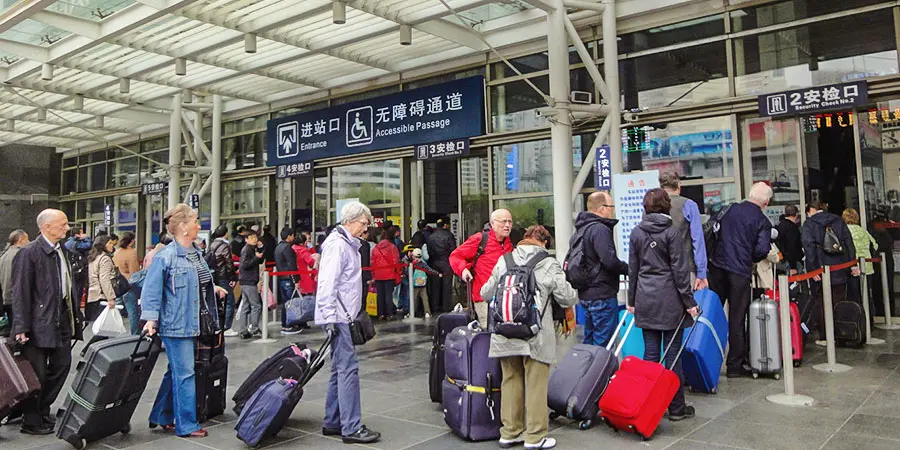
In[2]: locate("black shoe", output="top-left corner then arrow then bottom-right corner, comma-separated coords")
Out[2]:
42,414 -> 56,426
322,426 -> 341,436
240,331 -> 252,340
21,424 -> 54,435
342,425 -> 380,444
668,405 -> 696,422
726,367 -> 753,378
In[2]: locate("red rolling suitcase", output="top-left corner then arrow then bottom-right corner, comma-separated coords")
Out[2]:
766,288 -> 804,367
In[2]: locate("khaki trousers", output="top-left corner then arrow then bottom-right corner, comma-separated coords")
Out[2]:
474,301 -> 488,329
499,356 -> 550,445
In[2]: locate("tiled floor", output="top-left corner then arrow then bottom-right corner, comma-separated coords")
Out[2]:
3,318 -> 900,450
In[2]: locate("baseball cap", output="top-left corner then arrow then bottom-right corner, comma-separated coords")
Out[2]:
412,248 -> 423,258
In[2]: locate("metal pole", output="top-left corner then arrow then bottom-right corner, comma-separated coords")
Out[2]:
145,197 -> 153,250
767,274 -> 814,407
861,258 -> 884,344
255,272 -> 276,343
168,92 -> 183,210
548,0 -> 574,260
408,262 -> 416,319
211,95 -> 223,231
813,267 -> 852,373
603,0 -> 623,180
876,252 -> 900,329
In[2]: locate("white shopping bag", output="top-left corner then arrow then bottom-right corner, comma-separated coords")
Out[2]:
92,303 -> 127,337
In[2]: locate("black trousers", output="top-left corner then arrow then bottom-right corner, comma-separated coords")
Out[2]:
375,280 -> 395,317
20,343 -> 72,428
709,266 -> 751,372
643,329 -> 686,414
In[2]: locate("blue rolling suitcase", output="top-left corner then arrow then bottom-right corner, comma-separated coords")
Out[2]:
682,289 -> 728,394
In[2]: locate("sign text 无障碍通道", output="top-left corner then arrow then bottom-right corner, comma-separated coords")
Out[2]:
759,81 -> 868,117
415,138 -> 469,161
267,76 -> 485,165
276,161 -> 314,179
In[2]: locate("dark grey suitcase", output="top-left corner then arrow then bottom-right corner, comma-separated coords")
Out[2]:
196,354 -> 228,423
442,325 -> 501,441
56,334 -> 161,449
429,307 -> 471,403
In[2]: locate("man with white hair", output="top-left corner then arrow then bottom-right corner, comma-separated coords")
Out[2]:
709,182 -> 774,379
11,209 -> 82,435
315,201 -> 381,444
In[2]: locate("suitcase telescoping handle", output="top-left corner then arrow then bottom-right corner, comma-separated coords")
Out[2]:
132,330 -> 160,359
299,328 -> 335,386
661,309 -> 702,371
610,312 -> 635,357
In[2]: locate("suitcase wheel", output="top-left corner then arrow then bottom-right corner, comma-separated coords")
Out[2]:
710,387 -> 717,394
121,423 -> 131,435
579,420 -> 592,430
66,437 -> 87,449
751,372 -> 759,379
793,360 -> 802,368
774,373 -> 781,381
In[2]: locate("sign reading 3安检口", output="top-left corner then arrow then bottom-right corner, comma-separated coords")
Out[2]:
266,77 -> 485,166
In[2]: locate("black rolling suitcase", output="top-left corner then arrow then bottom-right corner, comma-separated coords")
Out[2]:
429,305 -> 472,403
56,333 -> 161,449
232,342 -> 310,415
196,332 -> 227,422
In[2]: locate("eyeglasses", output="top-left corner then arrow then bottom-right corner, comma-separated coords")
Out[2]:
355,219 -> 370,227
493,219 -> 513,225
600,204 -> 615,208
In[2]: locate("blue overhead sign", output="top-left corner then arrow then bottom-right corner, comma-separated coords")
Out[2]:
594,145 -> 611,190
266,76 -> 485,166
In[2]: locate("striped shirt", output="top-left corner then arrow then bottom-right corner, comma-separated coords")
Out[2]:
186,250 -> 212,299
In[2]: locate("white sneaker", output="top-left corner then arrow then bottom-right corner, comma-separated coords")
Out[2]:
224,329 -> 239,337
815,340 -> 827,347
498,435 -> 524,448
424,313 -> 432,319
525,437 -> 556,449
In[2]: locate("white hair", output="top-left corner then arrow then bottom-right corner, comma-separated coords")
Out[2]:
36,209 -> 59,229
340,201 -> 372,225
748,182 -> 774,204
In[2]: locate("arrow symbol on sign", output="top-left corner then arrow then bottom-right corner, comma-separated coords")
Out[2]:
281,134 -> 294,153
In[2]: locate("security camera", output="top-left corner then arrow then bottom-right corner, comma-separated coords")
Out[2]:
623,112 -> 640,123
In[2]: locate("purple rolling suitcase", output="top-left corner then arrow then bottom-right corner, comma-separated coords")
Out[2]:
442,325 -> 501,441
429,306 -> 472,403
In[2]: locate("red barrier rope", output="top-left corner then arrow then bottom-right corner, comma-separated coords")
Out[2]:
867,257 -> 882,264
268,262 -> 410,276
788,268 -> 824,283
830,260 -> 858,271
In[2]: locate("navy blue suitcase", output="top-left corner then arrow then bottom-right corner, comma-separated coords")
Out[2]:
442,325 -> 502,441
429,307 -> 472,403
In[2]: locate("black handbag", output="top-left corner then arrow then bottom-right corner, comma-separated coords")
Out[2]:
111,272 -> 131,298
336,297 -> 376,346
198,297 -> 216,337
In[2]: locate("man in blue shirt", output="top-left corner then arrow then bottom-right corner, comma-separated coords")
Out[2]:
659,172 -> 708,291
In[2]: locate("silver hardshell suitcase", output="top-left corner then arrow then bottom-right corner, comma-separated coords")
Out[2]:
748,296 -> 782,379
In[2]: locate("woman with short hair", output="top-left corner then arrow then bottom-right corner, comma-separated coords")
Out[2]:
86,235 -> 117,322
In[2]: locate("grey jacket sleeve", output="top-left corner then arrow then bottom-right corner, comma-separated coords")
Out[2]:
544,257 -> 578,309
480,256 -> 506,301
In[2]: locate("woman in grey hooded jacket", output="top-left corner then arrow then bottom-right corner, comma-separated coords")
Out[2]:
481,225 -> 578,450
627,188 -> 699,422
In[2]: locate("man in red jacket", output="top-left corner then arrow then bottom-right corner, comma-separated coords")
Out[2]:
450,209 -> 513,328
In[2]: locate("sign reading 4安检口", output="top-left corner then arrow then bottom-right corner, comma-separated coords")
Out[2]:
266,77 -> 486,166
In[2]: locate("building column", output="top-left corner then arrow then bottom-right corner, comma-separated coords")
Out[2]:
211,95 -> 223,230
168,92 -> 183,210
548,0 -> 574,258
603,1 -> 622,177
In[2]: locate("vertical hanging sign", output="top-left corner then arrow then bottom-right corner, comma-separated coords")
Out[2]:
103,204 -> 112,227
594,145 -> 612,190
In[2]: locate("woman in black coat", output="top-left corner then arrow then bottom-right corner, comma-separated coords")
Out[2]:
627,188 -> 699,422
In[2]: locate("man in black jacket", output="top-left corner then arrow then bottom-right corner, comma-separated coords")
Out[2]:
275,227 -> 302,334
709,183 -> 773,378
776,205 -> 803,274
238,230 -> 264,339
12,209 -> 83,435
209,225 -> 238,335
426,216 -> 457,313
574,191 -> 628,347
261,224 -> 277,265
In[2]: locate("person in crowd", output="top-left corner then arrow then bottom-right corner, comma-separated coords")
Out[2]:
275,226 -> 303,335
776,205 -> 804,274
509,226 -> 526,248
292,232 -> 320,298
315,201 -> 381,444
12,209 -> 83,435
143,231 -> 173,269
481,225 -> 577,450
709,182 -> 773,378
238,230 -> 265,339
371,229 -> 401,320
198,239 -> 207,255
573,191 -> 628,347
261,224 -> 277,265
141,204 -> 226,438
410,219 -> 432,249
0,229 -> 28,319
209,225 -> 239,336
752,229 -> 782,293
627,188 -> 699,422
86,235 -> 117,322
113,232 -> 142,335
316,233 -> 326,254
64,227 -> 91,311
407,248 -> 439,319
426,216 -> 457,313
802,201 -> 857,345
844,208 -> 877,305
108,233 -> 119,249
397,244 -> 416,317
451,209 -> 514,328
230,225 -> 247,257
359,228 -> 376,303
659,171 -> 708,290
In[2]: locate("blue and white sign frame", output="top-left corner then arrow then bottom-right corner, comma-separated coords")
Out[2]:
594,145 -> 611,190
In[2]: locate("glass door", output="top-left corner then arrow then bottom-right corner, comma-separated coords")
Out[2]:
800,111 -> 861,217
742,116 -> 804,224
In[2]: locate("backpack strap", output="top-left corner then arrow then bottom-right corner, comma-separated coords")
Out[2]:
472,231 -> 491,272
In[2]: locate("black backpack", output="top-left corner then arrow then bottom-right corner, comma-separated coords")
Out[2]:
205,242 -> 220,276
488,253 -> 550,340
823,225 -> 844,255
563,223 -> 599,290
69,250 -> 88,280
703,204 -> 732,258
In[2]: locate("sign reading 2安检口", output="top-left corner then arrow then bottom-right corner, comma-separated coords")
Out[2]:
758,81 -> 868,117
266,77 -> 485,166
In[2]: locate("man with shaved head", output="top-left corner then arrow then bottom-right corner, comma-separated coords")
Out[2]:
11,209 -> 82,435
451,209 -> 514,328
568,191 -> 628,347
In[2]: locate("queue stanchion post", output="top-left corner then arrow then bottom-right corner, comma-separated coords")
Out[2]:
861,257 -> 884,345
813,266 -> 851,373
254,271 -> 276,344
767,274 -> 815,407
408,262 -> 415,320
875,252 -> 900,330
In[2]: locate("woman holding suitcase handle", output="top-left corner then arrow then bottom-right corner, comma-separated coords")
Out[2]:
627,188 -> 699,422
140,204 -> 227,438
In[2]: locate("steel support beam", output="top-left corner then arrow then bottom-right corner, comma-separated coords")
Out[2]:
548,0 -> 573,260
572,116 -> 612,201
210,94 -> 223,230
168,92 -> 182,210
603,1 -> 623,180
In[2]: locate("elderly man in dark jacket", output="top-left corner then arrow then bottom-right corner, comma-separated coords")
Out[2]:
709,182 -> 773,378
426,216 -> 457,312
12,209 -> 83,435
802,201 -> 857,344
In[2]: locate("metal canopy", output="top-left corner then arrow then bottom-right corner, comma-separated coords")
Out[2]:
0,0 -> 600,151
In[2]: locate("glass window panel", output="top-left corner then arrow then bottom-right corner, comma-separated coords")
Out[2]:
692,183 -> 739,219
460,157 -> 491,238
404,68 -> 487,90
224,115 -> 267,136
142,137 -> 168,153
223,177 -> 268,216
60,202 -> 75,222
77,166 -> 89,192
63,157 -> 77,169
86,197 -> 105,221
223,132 -> 265,170
742,117 -> 801,220
620,14 -> 724,53
108,144 -> 138,160
730,0 -> 887,32
494,196 -> 555,230
92,163 -> 109,191
62,169 -> 77,195
76,200 -> 86,221
274,101 -> 330,119
315,174 -> 328,231
140,150 -> 168,183
733,10 -> 898,96
858,100 -> 899,224
332,85 -> 401,106
620,42 -> 729,110
491,46 -> 587,80
491,76 -> 550,132
625,116 -> 734,179
332,160 -> 402,210
107,157 -> 140,188
114,193 -> 138,225
493,135 -> 589,195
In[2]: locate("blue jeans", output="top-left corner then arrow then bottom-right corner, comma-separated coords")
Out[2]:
218,281 -> 236,330
398,278 -> 410,312
121,290 -> 141,335
149,336 -> 199,436
582,298 -> 618,347
323,323 -> 362,436
643,329 -> 686,414
279,279 -> 295,328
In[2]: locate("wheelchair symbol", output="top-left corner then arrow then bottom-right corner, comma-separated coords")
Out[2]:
346,106 -> 373,147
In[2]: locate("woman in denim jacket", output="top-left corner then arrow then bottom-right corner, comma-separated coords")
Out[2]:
141,204 -> 226,438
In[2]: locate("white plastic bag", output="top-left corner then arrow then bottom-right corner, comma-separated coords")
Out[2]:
92,303 -> 127,337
